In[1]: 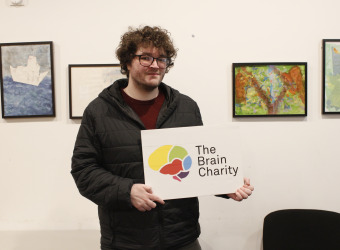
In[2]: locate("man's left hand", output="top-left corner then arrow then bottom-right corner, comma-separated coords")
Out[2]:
226,177 -> 254,201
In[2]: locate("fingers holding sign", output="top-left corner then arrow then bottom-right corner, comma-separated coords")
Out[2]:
131,184 -> 165,212
227,177 -> 254,202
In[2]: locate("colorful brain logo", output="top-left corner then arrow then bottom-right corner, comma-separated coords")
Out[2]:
148,145 -> 192,182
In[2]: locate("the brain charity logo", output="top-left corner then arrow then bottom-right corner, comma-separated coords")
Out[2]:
148,145 -> 192,182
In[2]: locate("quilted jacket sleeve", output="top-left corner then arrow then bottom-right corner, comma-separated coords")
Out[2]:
71,107 -> 134,210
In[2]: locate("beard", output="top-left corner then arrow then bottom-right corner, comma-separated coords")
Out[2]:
137,78 -> 162,91
140,83 -> 159,91
130,71 -> 165,92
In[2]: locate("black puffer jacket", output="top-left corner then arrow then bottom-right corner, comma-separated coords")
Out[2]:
71,79 -> 203,250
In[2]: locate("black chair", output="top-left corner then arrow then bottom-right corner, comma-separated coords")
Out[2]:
263,209 -> 340,250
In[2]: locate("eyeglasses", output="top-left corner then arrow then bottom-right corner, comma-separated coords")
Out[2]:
134,55 -> 170,69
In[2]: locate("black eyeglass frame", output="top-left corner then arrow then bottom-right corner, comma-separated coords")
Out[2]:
133,55 -> 171,69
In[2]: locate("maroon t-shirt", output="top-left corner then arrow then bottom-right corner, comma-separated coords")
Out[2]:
121,89 -> 165,129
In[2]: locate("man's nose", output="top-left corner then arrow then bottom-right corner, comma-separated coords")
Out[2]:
150,59 -> 159,68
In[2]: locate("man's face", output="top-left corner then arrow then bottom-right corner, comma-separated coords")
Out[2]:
127,45 -> 167,91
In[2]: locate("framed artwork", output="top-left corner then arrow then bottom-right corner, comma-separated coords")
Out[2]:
69,64 -> 125,119
233,62 -> 307,117
0,41 -> 55,118
322,39 -> 340,114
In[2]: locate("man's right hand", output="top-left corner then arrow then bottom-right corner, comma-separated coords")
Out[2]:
131,184 -> 165,212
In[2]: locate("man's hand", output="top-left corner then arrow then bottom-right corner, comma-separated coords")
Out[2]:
131,184 -> 165,212
227,177 -> 254,201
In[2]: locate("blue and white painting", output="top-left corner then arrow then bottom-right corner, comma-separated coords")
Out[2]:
0,42 -> 55,117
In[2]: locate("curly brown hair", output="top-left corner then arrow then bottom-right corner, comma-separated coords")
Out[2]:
116,26 -> 177,76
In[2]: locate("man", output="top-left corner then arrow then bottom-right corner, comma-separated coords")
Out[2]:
71,26 -> 254,250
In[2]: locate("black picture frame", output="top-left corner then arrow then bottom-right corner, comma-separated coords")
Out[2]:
232,62 -> 307,117
0,41 -> 55,118
68,64 -> 124,119
322,39 -> 340,114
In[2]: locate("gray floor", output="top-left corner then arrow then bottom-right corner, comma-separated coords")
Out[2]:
0,230 -> 100,250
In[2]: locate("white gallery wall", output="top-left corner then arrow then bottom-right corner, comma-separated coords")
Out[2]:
1,0 -> 340,249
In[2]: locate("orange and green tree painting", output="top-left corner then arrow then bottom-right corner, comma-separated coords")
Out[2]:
234,63 -> 306,116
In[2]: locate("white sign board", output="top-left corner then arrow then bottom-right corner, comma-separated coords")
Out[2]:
141,125 -> 244,200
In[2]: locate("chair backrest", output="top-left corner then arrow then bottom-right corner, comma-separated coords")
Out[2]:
263,209 -> 340,250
